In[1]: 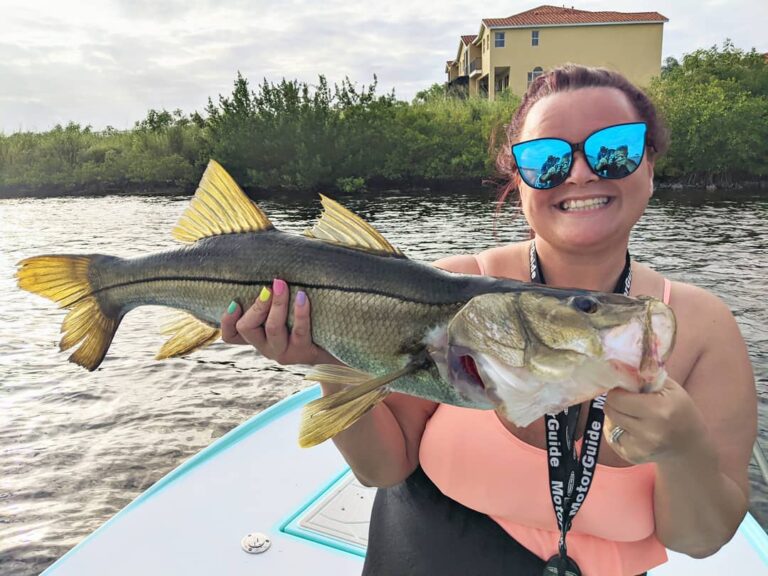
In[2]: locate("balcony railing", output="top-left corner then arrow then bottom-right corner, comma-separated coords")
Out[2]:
469,58 -> 483,77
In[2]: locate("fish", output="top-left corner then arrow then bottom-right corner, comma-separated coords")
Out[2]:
16,160 -> 676,447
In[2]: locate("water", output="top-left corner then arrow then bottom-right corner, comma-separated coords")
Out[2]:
0,188 -> 766,574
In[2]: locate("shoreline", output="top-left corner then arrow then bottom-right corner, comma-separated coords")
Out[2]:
1,177 -> 766,200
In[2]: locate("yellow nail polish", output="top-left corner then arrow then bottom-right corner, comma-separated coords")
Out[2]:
259,287 -> 271,302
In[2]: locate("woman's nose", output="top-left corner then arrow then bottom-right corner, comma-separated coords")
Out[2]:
566,151 -> 598,185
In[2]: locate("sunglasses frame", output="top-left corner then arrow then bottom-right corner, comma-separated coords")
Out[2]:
511,122 -> 652,190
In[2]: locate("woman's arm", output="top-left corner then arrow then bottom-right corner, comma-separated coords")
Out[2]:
604,285 -> 757,557
653,287 -> 756,556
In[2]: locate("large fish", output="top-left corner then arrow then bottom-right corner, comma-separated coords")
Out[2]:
17,160 -> 676,447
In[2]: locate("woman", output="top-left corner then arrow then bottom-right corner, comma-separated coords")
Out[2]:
220,66 -> 756,576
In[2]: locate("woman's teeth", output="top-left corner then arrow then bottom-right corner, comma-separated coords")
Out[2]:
560,197 -> 609,211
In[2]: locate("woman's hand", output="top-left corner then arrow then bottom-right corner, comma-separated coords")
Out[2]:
220,278 -> 333,366
603,377 -> 710,465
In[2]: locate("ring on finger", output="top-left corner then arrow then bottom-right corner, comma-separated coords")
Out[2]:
609,426 -> 626,445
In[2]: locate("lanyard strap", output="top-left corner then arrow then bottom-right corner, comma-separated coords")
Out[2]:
529,239 -> 632,294
545,399 -> 606,558
530,239 -> 631,564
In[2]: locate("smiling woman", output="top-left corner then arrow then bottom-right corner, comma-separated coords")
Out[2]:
220,64 -> 758,576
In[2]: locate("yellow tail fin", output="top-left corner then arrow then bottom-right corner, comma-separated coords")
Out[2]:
17,255 -> 121,371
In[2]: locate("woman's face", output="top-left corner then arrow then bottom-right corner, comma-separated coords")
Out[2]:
517,87 -> 654,252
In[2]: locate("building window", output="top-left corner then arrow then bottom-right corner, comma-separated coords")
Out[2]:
495,32 -> 505,48
527,66 -> 544,87
532,30 -> 539,46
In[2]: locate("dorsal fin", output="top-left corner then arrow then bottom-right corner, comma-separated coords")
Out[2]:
172,160 -> 274,243
303,195 -> 405,257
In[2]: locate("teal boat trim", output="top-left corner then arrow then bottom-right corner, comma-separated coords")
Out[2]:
42,385 -> 323,574
741,512 -> 768,566
279,468 -> 367,558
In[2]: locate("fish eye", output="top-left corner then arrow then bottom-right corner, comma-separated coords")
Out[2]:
571,296 -> 599,314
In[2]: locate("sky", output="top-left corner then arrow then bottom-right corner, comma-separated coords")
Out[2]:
1,0 -> 766,133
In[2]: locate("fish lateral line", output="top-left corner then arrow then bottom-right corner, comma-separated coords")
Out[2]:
78,276 -> 473,308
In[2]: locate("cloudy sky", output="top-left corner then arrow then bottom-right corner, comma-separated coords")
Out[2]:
1,0 -> 766,133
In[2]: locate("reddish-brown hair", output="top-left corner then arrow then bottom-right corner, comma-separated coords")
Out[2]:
495,64 -> 669,210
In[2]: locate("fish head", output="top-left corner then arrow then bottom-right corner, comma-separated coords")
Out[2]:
429,290 -> 676,425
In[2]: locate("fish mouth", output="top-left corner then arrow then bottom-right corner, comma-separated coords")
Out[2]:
600,300 -> 676,390
435,343 -> 496,408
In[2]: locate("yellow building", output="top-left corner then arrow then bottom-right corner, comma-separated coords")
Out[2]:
446,35 -> 480,94
446,5 -> 668,100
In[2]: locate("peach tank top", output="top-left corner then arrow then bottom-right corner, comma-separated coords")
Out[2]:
420,268 -> 673,576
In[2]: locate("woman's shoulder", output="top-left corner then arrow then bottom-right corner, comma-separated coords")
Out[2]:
432,254 -> 482,275
433,241 -> 530,279
633,263 -> 741,371
633,262 -> 727,310
666,281 -> 739,351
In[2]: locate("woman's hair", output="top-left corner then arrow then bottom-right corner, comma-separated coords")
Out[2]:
495,64 -> 669,208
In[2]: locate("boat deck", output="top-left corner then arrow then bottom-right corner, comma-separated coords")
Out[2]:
43,386 -> 768,575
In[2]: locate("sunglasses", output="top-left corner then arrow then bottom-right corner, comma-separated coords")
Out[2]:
511,122 -> 649,190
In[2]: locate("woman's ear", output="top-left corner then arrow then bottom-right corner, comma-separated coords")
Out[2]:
646,161 -> 655,197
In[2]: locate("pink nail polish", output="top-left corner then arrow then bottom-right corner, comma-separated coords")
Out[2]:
273,278 -> 286,296
296,291 -> 307,306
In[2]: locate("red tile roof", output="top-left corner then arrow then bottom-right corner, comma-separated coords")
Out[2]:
482,5 -> 667,28
461,34 -> 477,44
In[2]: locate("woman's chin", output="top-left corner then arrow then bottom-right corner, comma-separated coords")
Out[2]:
549,222 -> 626,249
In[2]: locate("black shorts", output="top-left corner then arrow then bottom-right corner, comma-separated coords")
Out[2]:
362,466 -> 546,576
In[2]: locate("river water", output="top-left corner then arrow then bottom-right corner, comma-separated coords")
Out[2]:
1,188 -> 766,574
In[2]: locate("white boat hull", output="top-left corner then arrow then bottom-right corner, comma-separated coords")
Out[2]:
43,386 -> 768,575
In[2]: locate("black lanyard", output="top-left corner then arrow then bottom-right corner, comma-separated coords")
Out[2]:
529,240 -> 632,576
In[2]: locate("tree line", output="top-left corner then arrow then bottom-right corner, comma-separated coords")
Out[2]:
0,41 -> 765,196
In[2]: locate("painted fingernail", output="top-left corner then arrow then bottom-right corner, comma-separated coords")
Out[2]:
296,291 -> 307,306
227,301 -> 238,315
259,287 -> 271,302
273,278 -> 287,296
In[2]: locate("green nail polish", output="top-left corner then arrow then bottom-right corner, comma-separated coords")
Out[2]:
227,301 -> 237,314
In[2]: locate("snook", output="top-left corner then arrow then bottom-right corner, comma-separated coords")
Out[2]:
17,160 -> 676,447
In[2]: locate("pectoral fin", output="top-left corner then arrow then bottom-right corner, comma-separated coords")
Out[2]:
305,364 -> 373,386
156,312 -> 221,359
299,363 -> 416,447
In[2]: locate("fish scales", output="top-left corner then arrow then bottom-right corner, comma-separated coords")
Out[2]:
83,231 -> 505,406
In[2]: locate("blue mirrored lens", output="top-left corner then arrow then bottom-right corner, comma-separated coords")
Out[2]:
512,139 -> 572,189
584,123 -> 646,179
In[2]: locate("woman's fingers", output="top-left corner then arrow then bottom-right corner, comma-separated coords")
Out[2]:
220,281 -> 324,365
221,301 -> 247,345
235,286 -> 272,350
289,290 -> 312,348
263,279 -> 290,355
